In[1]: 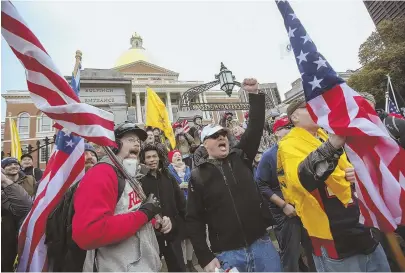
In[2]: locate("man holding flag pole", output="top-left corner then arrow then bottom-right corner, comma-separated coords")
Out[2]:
275,0 -> 404,271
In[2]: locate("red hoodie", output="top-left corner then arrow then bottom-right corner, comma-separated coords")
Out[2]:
72,163 -> 154,250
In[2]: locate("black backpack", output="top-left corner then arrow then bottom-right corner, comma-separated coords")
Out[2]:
44,163 -> 126,272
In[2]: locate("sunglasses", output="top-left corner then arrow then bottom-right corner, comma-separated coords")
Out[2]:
206,130 -> 227,140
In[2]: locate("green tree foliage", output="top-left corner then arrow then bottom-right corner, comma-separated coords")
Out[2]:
347,17 -> 405,105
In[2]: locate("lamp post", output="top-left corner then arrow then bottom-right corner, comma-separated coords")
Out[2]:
215,62 -> 236,97
179,62 -> 274,112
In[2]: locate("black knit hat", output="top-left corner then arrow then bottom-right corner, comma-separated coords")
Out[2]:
21,154 -> 33,161
1,157 -> 20,169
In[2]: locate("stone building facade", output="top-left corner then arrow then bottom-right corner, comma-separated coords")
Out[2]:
2,33 -> 278,168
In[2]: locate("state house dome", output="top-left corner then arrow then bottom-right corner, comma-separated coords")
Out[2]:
114,33 -> 155,68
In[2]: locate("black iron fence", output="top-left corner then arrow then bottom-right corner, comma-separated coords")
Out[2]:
1,135 -> 56,168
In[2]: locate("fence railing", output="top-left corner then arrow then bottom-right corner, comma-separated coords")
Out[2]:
1,135 -> 56,168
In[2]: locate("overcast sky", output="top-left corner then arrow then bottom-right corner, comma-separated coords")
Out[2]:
1,0 -> 376,121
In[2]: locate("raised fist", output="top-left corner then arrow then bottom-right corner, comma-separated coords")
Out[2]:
242,78 -> 259,94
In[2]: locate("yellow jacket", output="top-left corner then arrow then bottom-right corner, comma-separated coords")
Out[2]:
277,127 -> 353,240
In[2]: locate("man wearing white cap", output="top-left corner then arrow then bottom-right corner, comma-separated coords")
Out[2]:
186,78 -> 281,272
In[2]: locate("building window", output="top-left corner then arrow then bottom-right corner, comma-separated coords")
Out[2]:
37,113 -> 53,132
40,144 -> 52,163
21,144 -> 29,154
17,112 -> 30,137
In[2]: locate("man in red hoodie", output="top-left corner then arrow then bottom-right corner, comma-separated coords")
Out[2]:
72,122 -> 171,272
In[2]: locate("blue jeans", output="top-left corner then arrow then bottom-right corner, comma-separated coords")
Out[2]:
215,235 -> 282,272
312,244 -> 390,272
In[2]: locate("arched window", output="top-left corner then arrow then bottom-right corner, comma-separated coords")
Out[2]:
37,113 -> 53,132
17,112 -> 30,136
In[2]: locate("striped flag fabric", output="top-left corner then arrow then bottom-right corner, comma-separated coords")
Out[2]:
181,119 -> 190,133
10,119 -> 22,160
16,36 -> 86,273
17,130 -> 84,272
1,1 -> 115,147
0,1 -> 111,271
276,0 -> 405,232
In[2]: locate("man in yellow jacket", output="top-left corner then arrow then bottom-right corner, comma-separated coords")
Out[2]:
277,97 -> 389,272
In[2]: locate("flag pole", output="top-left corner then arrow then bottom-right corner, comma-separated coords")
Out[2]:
385,75 -> 390,112
73,50 -> 82,77
387,74 -> 400,111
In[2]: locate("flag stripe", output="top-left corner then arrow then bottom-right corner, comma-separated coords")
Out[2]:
27,81 -> 68,106
1,11 -> 48,53
1,0 -> 116,147
26,149 -> 84,270
9,45 -> 79,103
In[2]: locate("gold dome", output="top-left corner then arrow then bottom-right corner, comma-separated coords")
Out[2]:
114,32 -> 150,68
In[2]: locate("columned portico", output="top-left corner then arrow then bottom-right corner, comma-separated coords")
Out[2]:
135,91 -> 142,123
166,92 -> 173,121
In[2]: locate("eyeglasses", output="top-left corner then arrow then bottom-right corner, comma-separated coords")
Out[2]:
206,130 -> 227,140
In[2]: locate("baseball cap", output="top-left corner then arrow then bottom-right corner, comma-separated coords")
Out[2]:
273,116 -> 292,133
200,124 -> 225,142
287,97 -> 306,119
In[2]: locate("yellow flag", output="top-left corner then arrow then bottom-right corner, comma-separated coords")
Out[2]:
145,87 -> 176,149
10,119 -> 22,160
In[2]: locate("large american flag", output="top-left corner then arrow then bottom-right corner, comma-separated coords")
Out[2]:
1,1 -> 115,271
1,1 -> 115,146
276,0 -> 405,231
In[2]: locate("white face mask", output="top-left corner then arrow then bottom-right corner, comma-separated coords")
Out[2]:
123,158 -> 138,177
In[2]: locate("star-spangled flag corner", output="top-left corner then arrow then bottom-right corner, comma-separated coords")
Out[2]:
388,97 -> 402,115
276,0 -> 405,232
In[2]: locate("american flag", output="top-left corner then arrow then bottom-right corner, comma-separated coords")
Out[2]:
181,119 -> 190,133
1,1 -> 115,271
1,1 -> 115,146
388,97 -> 402,116
276,0 -> 405,231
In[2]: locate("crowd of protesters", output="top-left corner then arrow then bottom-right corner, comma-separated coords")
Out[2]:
2,78 -> 405,272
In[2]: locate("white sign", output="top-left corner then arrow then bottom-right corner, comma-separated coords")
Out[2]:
80,87 -> 127,105
81,87 -> 125,96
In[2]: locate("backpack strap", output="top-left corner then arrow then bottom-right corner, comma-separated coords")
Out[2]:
93,162 -> 126,203
91,163 -> 126,272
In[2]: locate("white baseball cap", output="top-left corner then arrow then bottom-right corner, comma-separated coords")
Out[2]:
200,124 -> 225,142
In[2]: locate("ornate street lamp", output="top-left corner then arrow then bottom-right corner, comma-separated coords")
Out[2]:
215,62 -> 236,97
179,62 -> 274,112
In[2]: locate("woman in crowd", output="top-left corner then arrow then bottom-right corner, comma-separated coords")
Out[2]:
167,149 -> 197,272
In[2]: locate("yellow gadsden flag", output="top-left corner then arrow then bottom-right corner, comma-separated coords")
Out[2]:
10,119 -> 22,160
145,87 -> 176,149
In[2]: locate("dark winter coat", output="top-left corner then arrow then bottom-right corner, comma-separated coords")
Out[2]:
140,170 -> 187,241
22,166 -> 43,183
186,93 -> 273,268
1,182 -> 33,272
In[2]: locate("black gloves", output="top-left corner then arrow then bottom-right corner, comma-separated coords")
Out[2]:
139,193 -> 161,221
